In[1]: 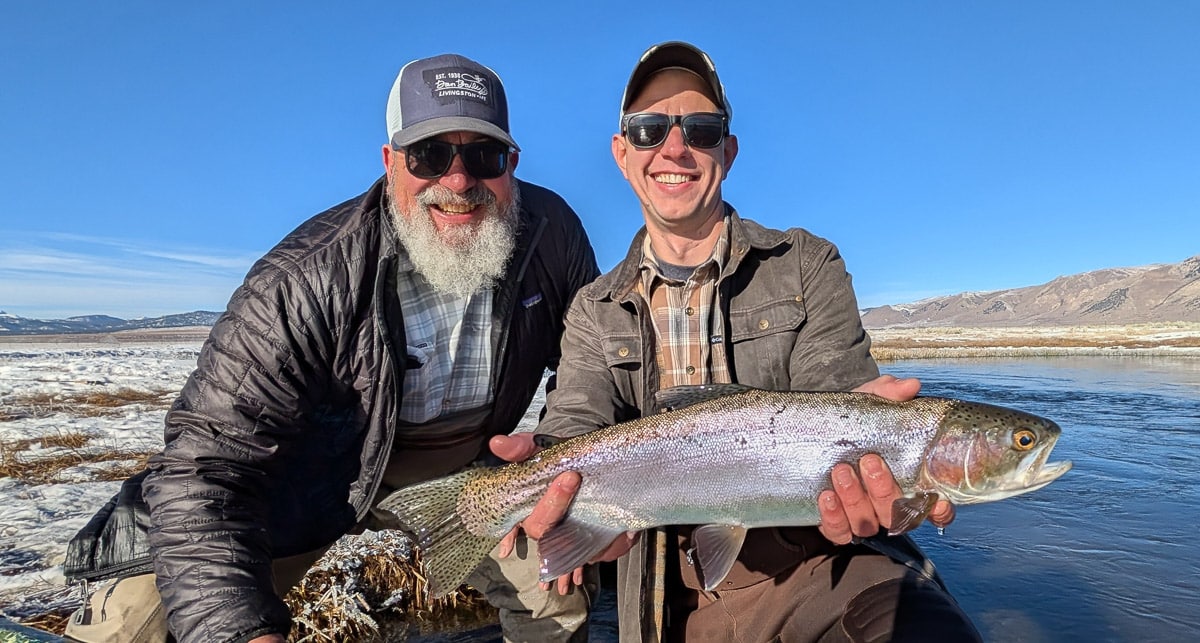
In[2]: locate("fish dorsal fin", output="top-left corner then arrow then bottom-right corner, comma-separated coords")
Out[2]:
537,517 -> 628,582
691,524 -> 748,591
654,384 -> 757,413
888,491 -> 939,536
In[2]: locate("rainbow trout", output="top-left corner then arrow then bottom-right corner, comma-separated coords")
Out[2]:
378,384 -> 1071,596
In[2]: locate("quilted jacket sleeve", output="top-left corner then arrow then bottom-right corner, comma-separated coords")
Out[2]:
143,257 -> 332,643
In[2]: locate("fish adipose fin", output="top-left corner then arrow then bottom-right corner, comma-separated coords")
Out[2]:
376,470 -> 501,598
538,517 -> 629,582
888,491 -> 939,536
654,384 -> 756,413
691,524 -> 748,591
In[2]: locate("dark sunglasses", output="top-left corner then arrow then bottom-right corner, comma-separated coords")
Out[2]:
400,139 -> 511,180
621,112 -> 728,150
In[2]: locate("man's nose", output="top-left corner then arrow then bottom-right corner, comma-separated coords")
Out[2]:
437,154 -> 476,193
658,124 -> 692,158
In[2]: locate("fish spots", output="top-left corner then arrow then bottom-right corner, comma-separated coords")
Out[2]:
834,438 -> 859,448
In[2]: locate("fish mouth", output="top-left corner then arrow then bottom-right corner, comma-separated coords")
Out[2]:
1024,444 -> 1073,491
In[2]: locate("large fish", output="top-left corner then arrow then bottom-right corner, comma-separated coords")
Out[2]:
378,384 -> 1071,596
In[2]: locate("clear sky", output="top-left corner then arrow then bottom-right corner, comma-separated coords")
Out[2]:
2,2 -> 1197,319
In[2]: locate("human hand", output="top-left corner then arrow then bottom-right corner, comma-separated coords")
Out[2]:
488,434 -> 638,594
248,635 -> 286,643
816,375 -> 955,544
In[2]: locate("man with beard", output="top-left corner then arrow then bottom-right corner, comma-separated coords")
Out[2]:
63,53 -> 600,643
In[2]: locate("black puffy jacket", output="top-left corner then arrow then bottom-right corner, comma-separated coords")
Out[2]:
137,177 -> 597,642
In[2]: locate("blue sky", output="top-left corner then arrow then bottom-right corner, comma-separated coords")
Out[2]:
2,2 -> 1197,319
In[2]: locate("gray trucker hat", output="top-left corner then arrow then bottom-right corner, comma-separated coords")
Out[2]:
386,53 -> 519,151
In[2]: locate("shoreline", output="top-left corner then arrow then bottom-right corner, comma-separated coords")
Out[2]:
4,324 -> 1200,360
868,322 -> 1200,360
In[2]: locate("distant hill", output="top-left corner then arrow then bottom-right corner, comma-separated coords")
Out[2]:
0,311 -> 222,335
861,255 -> 1200,329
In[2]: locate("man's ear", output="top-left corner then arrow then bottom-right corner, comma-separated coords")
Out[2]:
382,145 -> 396,173
721,134 -> 739,177
611,134 -> 630,180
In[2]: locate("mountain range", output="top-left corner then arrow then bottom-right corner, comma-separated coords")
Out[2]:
860,254 -> 1200,329
4,255 -> 1198,334
0,310 -> 222,335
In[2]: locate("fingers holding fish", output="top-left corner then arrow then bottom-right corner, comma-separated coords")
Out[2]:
831,462 -> 885,538
928,498 -> 955,529
489,432 -> 540,463
818,488 -> 854,544
860,454 -> 905,529
522,471 -> 582,539
852,374 -> 921,401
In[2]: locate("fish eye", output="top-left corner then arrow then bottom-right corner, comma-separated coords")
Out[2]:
1012,429 -> 1037,451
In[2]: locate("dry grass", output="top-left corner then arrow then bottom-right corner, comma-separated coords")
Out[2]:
868,323 -> 1200,360
0,388 -> 174,421
13,611 -> 72,637
283,531 -> 495,642
0,430 -> 156,484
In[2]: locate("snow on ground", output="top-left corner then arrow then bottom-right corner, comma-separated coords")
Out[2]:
0,341 -> 201,617
0,338 -> 548,623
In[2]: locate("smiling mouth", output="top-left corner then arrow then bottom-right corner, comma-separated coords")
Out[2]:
435,203 -> 478,215
652,173 -> 694,185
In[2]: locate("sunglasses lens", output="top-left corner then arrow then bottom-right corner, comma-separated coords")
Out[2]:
405,140 -> 454,179
682,115 -> 725,148
404,140 -> 509,179
626,115 -> 671,149
624,113 -> 725,149
461,142 -> 509,179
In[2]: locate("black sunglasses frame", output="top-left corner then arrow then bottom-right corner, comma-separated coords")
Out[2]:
399,139 -> 512,180
621,112 -> 728,150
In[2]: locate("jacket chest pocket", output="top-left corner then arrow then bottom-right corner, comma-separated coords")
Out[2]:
728,297 -> 806,387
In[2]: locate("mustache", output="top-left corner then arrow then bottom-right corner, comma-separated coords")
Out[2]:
415,183 -> 497,209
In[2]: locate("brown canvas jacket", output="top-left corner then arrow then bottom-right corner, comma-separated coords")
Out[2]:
538,205 -> 879,642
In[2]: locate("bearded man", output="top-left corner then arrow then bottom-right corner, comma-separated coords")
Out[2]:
63,53 -> 600,643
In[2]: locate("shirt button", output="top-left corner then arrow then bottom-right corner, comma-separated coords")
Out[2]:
685,365 -> 696,375
618,347 -> 630,357
758,319 -> 770,330
685,306 -> 695,316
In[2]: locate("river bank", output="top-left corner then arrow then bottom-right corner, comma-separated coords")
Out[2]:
868,322 -> 1200,360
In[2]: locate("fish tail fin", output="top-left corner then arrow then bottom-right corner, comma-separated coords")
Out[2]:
376,469 -> 501,598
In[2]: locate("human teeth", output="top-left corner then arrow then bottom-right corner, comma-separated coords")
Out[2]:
439,204 -> 475,214
654,173 -> 690,185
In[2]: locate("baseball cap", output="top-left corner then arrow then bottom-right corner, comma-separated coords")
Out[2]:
619,41 -> 732,128
386,53 -> 519,151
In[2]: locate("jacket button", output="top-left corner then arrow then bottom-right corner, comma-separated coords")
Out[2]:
758,319 -> 770,330
618,347 -> 630,357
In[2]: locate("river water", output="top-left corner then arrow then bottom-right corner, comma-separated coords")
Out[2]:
419,356 -> 1200,642
896,356 -> 1200,642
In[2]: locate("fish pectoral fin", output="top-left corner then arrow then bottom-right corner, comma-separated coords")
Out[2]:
888,492 -> 939,536
537,517 -> 628,582
691,524 -> 748,591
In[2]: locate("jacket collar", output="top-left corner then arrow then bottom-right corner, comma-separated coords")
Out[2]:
589,203 -> 790,302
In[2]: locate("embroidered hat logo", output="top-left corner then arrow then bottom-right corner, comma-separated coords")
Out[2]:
425,68 -> 491,106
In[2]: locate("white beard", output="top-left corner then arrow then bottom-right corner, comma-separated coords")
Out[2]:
387,175 -> 521,298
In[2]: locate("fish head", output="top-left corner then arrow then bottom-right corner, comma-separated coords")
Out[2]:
923,400 -> 1072,505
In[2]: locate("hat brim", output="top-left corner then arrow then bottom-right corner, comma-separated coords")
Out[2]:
390,117 -> 519,151
621,42 -> 731,126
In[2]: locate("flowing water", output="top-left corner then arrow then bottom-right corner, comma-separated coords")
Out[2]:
895,356 -> 1200,642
